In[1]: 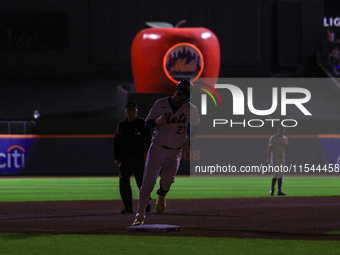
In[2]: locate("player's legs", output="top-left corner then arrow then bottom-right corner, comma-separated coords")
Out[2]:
276,157 -> 285,195
133,159 -> 151,213
278,178 -> 283,191
159,149 -> 182,191
156,149 -> 182,214
269,156 -> 276,196
133,159 -> 145,189
270,178 -> 277,196
135,143 -> 163,221
271,157 -> 285,196
119,162 -> 134,213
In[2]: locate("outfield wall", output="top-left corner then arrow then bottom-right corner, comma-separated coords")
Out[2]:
0,135 -> 339,176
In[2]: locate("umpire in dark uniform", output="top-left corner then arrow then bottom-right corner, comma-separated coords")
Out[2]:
114,102 -> 151,214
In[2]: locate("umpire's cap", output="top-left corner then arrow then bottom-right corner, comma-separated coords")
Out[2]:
125,101 -> 138,110
176,79 -> 193,98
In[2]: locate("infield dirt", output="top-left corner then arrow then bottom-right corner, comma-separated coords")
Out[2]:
1,197 -> 340,240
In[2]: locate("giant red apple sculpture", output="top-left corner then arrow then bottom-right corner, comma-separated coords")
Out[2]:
131,20 -> 220,93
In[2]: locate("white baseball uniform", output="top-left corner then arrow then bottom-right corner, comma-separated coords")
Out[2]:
268,134 -> 289,178
135,97 -> 200,220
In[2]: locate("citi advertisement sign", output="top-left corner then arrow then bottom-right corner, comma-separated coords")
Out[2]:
0,138 -> 33,175
0,145 -> 26,169
193,78 -> 313,129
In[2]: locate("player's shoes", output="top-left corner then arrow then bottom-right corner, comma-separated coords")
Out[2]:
277,191 -> 286,196
269,188 -> 274,196
145,198 -> 151,213
121,209 -> 134,214
156,195 -> 166,214
132,219 -> 144,226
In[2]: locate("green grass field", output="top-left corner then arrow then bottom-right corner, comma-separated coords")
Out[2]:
0,176 -> 339,255
0,176 -> 339,202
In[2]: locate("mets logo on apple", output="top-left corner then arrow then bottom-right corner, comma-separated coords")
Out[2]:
163,42 -> 204,83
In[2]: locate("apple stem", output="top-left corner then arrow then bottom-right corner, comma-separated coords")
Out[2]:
175,20 -> 187,28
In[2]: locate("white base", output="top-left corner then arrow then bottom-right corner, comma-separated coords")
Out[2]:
126,224 -> 182,232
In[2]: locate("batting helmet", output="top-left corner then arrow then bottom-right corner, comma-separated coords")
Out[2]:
176,80 -> 193,99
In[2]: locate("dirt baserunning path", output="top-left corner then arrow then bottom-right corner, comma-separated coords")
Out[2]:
1,197 -> 340,240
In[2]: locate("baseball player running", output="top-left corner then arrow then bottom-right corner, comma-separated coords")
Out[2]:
132,80 -> 200,226
266,125 -> 290,196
